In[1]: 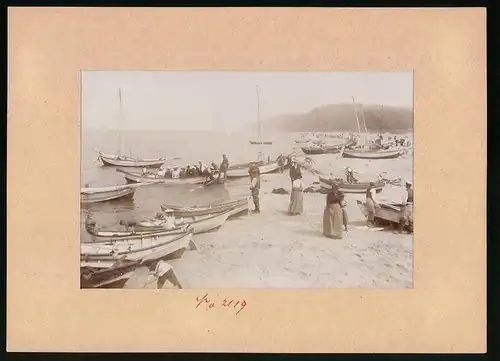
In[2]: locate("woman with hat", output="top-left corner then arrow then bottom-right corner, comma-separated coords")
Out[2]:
323,183 -> 345,239
288,174 -> 304,215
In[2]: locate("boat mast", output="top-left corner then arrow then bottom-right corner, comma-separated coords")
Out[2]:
118,88 -> 125,156
351,96 -> 362,146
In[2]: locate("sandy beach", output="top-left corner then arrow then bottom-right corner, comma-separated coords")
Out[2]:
168,152 -> 414,289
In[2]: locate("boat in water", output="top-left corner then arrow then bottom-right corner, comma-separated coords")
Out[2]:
80,183 -> 150,204
117,168 -> 208,185
161,197 -> 249,218
96,89 -> 166,168
80,230 -> 195,269
319,176 -> 385,193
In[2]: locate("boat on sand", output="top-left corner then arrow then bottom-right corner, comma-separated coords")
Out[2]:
356,200 -> 413,232
319,176 -> 385,193
81,230 -> 195,269
341,147 -> 403,159
117,168 -> 207,185
161,197 -> 249,217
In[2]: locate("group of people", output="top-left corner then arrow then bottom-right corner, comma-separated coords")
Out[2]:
246,155 -> 413,238
142,154 -> 230,182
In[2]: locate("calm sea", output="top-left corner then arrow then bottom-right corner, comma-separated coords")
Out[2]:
80,130 -> 299,241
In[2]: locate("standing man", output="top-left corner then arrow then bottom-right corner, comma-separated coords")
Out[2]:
248,163 -> 261,213
219,154 -> 229,181
365,182 -> 380,227
398,180 -> 414,233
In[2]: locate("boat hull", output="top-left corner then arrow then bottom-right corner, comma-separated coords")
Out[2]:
99,152 -> 166,167
80,187 -> 135,204
341,148 -> 403,159
226,161 -> 281,178
118,169 -> 205,185
81,231 -> 194,268
249,141 -> 273,145
140,207 -> 235,235
356,200 -> 405,224
319,176 -> 385,193
161,197 -> 249,217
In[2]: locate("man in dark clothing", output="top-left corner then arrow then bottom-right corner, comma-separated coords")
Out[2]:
219,154 -> 229,181
248,163 -> 261,213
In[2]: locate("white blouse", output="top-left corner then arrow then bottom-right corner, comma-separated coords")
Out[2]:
292,178 -> 304,190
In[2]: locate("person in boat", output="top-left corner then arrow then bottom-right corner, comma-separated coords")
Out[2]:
323,184 -> 345,239
185,165 -> 192,177
210,161 -> 219,172
249,163 -> 261,213
179,167 -> 187,178
288,174 -> 304,215
365,182 -> 381,227
218,154 -> 229,181
277,153 -> 286,173
141,167 -> 148,176
345,167 -> 358,183
157,166 -> 167,178
198,161 -> 210,176
171,166 -> 181,179
398,180 -> 414,233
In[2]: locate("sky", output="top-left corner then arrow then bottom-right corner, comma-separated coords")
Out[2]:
81,71 -> 413,132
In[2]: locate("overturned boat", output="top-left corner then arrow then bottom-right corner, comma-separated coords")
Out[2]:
319,176 -> 385,193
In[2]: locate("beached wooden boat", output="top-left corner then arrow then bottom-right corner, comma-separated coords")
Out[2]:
139,205 -> 242,234
80,183 -> 148,204
301,141 -> 354,155
117,168 -> 206,185
319,176 -> 385,193
161,197 -> 249,217
81,230 -> 194,269
81,259 -> 142,288
341,147 -> 403,159
357,200 -> 412,232
226,161 -> 281,178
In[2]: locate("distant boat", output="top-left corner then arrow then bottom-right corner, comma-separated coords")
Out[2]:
294,139 -> 310,144
249,85 -> 273,145
96,88 -> 166,168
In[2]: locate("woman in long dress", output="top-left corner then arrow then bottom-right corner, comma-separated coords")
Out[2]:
323,184 -> 345,239
288,175 -> 304,215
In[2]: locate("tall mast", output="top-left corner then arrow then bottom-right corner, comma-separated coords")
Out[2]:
351,96 -> 362,134
379,105 -> 384,135
118,88 -> 125,156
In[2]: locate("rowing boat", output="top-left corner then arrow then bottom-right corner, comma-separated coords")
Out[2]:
139,205 -> 241,234
117,168 -> 206,185
341,147 -> 403,159
319,176 -> 385,193
301,140 -> 354,155
80,230 -> 194,269
249,140 -> 273,145
98,151 -> 166,168
226,161 -> 281,178
80,183 -> 148,204
160,197 -> 249,217
356,200 -> 412,231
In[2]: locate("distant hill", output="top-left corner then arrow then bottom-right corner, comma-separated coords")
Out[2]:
247,103 -> 413,134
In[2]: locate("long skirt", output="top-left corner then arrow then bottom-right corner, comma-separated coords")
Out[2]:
323,203 -> 343,239
288,189 -> 304,215
365,198 -> 376,222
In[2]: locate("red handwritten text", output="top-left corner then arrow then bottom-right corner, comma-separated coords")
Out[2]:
195,293 -> 247,315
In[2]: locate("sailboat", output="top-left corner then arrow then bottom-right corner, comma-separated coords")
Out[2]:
96,88 -> 167,168
249,85 -> 273,145
341,97 -> 403,160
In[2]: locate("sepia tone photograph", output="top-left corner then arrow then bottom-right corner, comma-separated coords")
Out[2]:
80,71 -> 414,290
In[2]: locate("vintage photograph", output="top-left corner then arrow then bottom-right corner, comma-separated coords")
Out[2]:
80,71 -> 413,289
